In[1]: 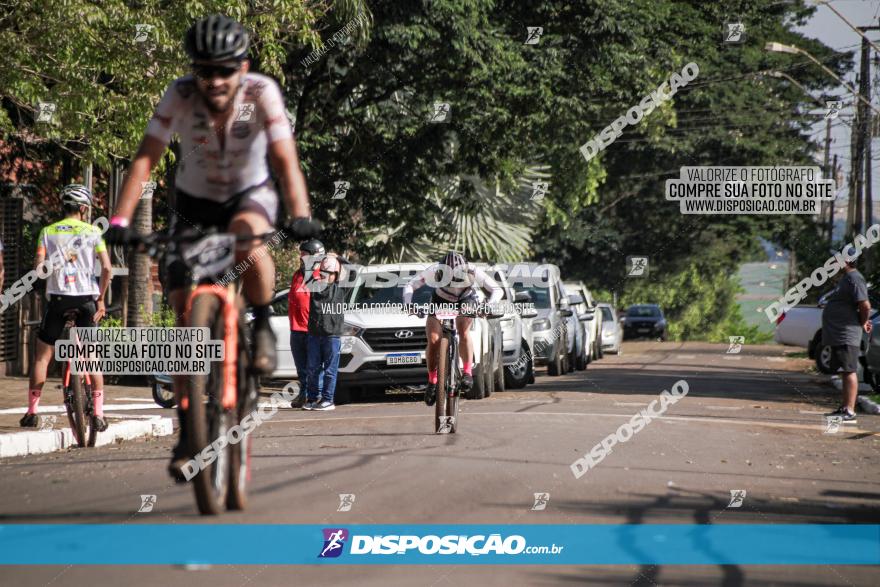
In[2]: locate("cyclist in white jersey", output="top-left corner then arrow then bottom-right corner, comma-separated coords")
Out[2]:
20,185 -> 112,431
105,15 -> 315,480
403,251 -> 502,405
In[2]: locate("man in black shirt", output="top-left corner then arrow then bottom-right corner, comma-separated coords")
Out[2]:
304,255 -> 346,411
822,247 -> 872,423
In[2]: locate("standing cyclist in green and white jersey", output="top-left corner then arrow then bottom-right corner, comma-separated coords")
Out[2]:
20,184 -> 112,431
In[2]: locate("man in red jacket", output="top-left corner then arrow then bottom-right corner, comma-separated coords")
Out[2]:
288,239 -> 324,407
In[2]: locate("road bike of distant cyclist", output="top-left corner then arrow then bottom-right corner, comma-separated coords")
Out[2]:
58,308 -> 100,447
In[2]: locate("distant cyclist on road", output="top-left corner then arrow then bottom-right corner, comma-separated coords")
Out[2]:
105,15 -> 315,480
20,185 -> 111,431
402,251 -> 502,405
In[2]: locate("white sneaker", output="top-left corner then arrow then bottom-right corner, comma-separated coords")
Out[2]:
314,400 -> 335,411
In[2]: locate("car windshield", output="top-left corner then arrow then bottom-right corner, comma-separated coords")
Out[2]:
627,306 -> 661,317
601,307 -> 614,321
513,285 -> 552,309
347,273 -> 434,305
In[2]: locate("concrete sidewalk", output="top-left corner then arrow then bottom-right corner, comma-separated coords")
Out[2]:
0,376 -> 172,458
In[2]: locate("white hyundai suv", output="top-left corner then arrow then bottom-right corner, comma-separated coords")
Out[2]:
340,263 -> 503,401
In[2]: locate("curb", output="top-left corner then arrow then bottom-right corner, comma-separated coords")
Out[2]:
0,417 -> 173,459
857,395 -> 880,415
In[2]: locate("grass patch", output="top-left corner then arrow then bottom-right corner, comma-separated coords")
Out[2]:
785,351 -> 808,359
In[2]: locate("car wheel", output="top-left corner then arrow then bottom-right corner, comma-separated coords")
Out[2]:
494,353 -> 505,393
547,342 -> 563,376
467,352 -> 487,400
596,338 -> 604,359
484,349 -> 495,397
334,385 -> 352,405
576,341 -> 588,371
505,342 -> 531,389
816,344 -> 834,374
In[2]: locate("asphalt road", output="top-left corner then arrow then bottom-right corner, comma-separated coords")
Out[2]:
2,341 -> 879,586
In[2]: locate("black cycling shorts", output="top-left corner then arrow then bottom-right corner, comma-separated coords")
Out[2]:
428,290 -> 479,317
38,295 -> 97,346
165,182 -> 279,290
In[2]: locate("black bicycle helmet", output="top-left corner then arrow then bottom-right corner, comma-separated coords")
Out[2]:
300,239 -> 325,255
185,15 -> 250,62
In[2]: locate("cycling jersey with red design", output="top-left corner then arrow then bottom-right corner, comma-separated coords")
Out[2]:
146,73 -> 293,201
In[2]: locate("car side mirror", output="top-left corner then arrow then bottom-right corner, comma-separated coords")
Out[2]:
578,314 -> 591,321
560,309 -> 573,317
514,291 -> 532,303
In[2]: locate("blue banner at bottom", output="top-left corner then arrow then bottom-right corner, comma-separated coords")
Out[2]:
0,524 -> 877,565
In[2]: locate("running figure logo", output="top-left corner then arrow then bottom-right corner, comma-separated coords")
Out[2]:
140,181 -> 156,200
524,27 -> 543,45
727,489 -> 746,508
438,416 -> 455,433
134,24 -> 153,43
531,492 -> 550,511
431,102 -> 451,123
824,415 -> 842,434
825,101 -> 842,120
727,336 -> 744,354
724,22 -> 745,43
236,103 -> 255,122
318,528 -> 349,558
36,102 -> 56,123
332,181 -> 349,200
626,256 -> 649,277
337,494 -> 356,512
138,494 -> 157,513
530,181 -> 548,202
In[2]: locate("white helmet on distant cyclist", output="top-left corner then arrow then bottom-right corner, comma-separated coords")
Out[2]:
60,184 -> 93,208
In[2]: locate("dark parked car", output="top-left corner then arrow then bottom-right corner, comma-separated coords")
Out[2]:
621,304 -> 668,341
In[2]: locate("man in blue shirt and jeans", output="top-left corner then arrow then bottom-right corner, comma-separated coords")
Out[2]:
822,247 -> 872,424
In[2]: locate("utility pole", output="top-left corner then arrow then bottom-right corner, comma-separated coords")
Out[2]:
830,153 -> 838,246
859,27 -> 879,231
823,117 -> 832,242
858,26 -> 879,273
848,97 -> 859,239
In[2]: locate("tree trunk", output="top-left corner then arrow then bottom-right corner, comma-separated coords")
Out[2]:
126,193 -> 152,326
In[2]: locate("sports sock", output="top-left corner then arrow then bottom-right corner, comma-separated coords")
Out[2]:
463,362 -> 473,376
92,389 -> 104,417
428,369 -> 438,384
27,389 -> 42,414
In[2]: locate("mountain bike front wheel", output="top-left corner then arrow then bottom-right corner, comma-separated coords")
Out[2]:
227,319 -> 256,511
187,293 -> 232,515
435,336 -> 450,434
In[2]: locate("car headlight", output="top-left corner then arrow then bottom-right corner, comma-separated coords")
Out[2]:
342,323 -> 362,337
533,318 -> 551,331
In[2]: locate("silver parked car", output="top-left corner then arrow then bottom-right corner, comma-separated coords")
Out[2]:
597,303 -> 622,354
509,263 -> 571,376
475,263 -> 539,389
564,281 -> 603,362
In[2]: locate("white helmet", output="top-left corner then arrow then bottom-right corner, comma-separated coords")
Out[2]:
60,184 -> 93,208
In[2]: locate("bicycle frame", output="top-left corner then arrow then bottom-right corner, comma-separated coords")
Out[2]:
439,317 -> 460,397
182,283 -> 240,411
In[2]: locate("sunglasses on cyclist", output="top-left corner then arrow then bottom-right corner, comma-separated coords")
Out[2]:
192,63 -> 241,80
